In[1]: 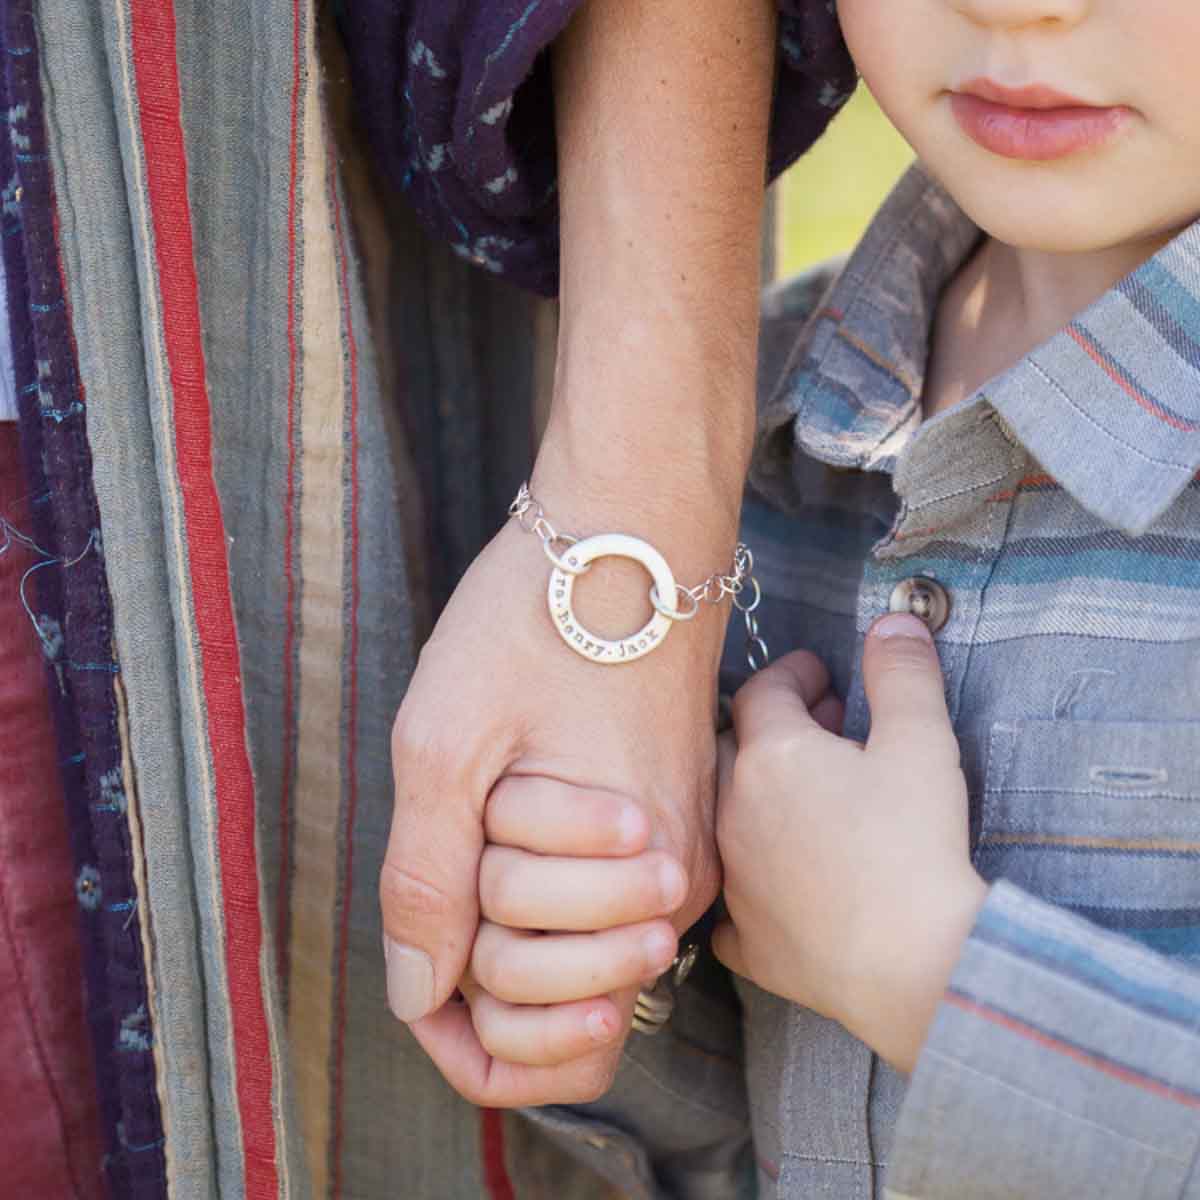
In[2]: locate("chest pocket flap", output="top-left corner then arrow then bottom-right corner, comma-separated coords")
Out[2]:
980,720 -> 1200,964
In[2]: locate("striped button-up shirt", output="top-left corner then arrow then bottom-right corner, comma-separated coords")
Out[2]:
541,163 -> 1200,1199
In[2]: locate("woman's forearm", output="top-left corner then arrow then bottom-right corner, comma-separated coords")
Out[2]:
538,0 -> 776,573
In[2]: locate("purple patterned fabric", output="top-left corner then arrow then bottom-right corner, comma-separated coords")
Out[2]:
2,6 -> 166,1196
339,1 -> 856,296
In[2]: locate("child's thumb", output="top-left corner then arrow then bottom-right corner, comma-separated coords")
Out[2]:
861,613 -> 959,762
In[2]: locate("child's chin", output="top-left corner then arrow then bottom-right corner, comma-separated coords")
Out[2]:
946,183 -> 1158,257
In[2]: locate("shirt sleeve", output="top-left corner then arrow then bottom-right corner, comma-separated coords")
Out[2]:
886,881 -> 1200,1199
337,1 -> 856,296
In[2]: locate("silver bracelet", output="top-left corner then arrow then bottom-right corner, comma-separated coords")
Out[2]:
509,483 -> 769,671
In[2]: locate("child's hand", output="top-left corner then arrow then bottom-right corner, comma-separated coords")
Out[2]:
713,615 -> 988,1075
408,782 -> 689,1105
467,781 -> 686,1056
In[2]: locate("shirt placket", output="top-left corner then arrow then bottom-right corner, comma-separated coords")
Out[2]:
843,402 -> 1028,742
827,403 -> 1027,1185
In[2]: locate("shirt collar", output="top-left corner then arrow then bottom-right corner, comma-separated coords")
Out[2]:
769,162 -> 1200,535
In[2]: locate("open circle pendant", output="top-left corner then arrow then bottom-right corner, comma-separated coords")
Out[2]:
547,533 -> 678,664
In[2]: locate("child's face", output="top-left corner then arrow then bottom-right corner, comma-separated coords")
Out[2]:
837,0 -> 1200,254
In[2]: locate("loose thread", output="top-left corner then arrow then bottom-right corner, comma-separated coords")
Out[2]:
0,516 -> 97,653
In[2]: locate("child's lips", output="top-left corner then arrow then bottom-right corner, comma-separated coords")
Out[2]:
949,90 -> 1131,161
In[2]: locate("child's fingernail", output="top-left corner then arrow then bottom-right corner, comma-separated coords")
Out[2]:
587,1010 -> 617,1044
643,927 -> 677,973
872,613 -> 933,643
658,860 -> 686,910
618,804 -> 645,849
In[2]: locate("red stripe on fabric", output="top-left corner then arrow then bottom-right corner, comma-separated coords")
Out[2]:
985,472 -> 1060,505
1016,472 -> 1056,489
480,1109 -> 516,1200
128,5 -> 280,1196
328,155 -> 361,1200
1066,325 -> 1199,433
276,0 -> 304,983
946,991 -> 1200,1110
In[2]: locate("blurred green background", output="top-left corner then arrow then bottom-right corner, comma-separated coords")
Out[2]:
776,87 -> 913,278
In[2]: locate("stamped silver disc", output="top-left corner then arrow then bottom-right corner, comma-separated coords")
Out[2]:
548,533 -> 678,664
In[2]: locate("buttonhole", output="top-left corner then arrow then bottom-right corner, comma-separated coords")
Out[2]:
1088,765 -> 1168,789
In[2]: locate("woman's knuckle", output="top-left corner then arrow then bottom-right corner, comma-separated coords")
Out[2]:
378,860 -> 453,923
390,711 -> 458,790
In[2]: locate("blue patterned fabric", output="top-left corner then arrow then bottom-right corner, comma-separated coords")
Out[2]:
1,5 -> 165,1195
338,1 -> 856,295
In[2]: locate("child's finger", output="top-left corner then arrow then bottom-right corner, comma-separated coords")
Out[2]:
731,649 -> 834,746
479,845 -> 687,931
862,614 -> 958,761
710,918 -> 749,979
811,692 -> 846,736
471,918 -> 678,1005
460,977 -> 625,1066
410,999 -> 620,1108
485,776 -> 650,857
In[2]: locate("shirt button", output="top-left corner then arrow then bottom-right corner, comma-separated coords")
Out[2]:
889,576 -> 951,633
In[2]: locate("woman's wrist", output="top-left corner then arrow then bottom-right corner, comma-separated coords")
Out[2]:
546,0 -> 773,561
532,388 -> 751,554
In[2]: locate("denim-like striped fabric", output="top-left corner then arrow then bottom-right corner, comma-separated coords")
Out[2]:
31,2 -> 628,1196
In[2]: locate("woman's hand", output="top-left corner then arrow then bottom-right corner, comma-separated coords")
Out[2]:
384,507 -> 727,1106
382,0 -> 779,1107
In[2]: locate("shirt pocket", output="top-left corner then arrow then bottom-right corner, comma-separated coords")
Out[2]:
978,720 -> 1200,965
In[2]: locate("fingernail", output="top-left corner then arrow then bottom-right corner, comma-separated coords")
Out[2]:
383,938 -> 435,1022
872,613 -> 933,643
658,860 -> 686,910
618,804 -> 645,849
587,1010 -> 617,1044
643,927 -> 677,973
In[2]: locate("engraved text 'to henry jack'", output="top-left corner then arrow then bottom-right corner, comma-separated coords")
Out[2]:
547,533 -> 677,664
